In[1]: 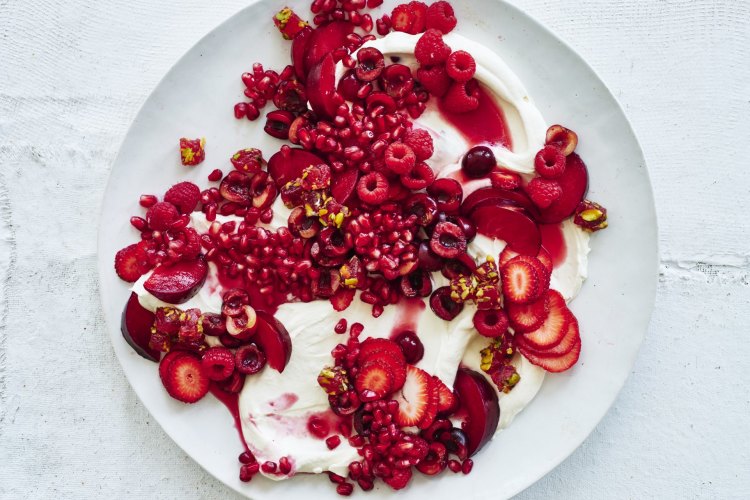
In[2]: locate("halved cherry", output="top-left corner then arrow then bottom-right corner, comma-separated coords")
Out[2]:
469,205 -> 541,256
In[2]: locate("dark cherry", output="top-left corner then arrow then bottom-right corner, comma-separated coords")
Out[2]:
461,146 -> 496,179
427,178 -> 463,214
441,258 -> 473,280
404,193 -> 438,227
430,222 -> 467,259
380,64 -> 414,99
394,330 -> 425,364
235,344 -> 266,375
311,269 -> 341,298
400,270 -> 433,298
429,287 -> 464,321
441,428 -> 469,460
418,240 -> 444,272
415,442 -> 448,475
356,47 -> 385,82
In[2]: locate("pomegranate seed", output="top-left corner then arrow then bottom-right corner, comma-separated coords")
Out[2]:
129,216 -> 147,231
334,318 -> 348,334
238,451 -> 255,464
234,102 -> 247,119
139,194 -> 157,208
261,461 -> 277,473
326,435 -> 342,449
208,168 -> 222,181
349,322 -> 364,338
279,456 -> 292,474
462,458 -> 473,474
328,472 -> 346,484
205,203 -> 217,222
448,459 -> 461,473
336,482 -> 354,496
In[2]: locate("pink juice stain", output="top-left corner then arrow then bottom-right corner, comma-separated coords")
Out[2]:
438,83 -> 513,149
539,223 -> 567,267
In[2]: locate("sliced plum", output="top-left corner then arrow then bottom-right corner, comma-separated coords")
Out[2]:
460,186 -> 539,219
331,168 -> 359,204
254,311 -> 292,373
537,152 -> 589,224
469,205 -> 541,256
302,21 -> 354,75
143,257 -> 208,304
454,367 -> 500,457
121,292 -> 159,361
306,53 -> 339,120
291,25 -> 313,82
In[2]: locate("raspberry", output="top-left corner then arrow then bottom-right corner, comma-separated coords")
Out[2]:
414,29 -> 451,66
534,145 -> 567,179
489,170 -> 522,190
408,1 -> 428,34
526,177 -> 562,209
403,128 -> 434,161
164,181 -> 200,214
446,50 -> 476,82
201,346 -> 236,381
442,79 -> 480,113
384,142 -> 417,175
146,201 -> 179,231
416,64 -> 452,98
426,1 -> 457,33
357,172 -> 389,205
391,4 -> 413,33
179,137 -> 205,166
400,161 -> 436,190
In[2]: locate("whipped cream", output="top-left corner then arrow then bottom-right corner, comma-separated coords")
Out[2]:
132,30 -> 593,479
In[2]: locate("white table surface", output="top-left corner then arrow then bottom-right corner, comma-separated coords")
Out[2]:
1,0 -> 748,498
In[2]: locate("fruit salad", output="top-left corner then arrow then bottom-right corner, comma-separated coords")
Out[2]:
114,0 -> 608,494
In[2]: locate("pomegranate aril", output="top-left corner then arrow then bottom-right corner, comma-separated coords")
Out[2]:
139,194 -> 157,208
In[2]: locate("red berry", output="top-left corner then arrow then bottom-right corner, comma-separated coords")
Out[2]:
391,4 -> 413,32
330,288 -> 356,311
403,128 -> 434,161
426,1 -> 457,33
526,177 -> 562,209
384,142 -> 417,175
407,1 -> 428,34
472,308 -> 510,337
357,171 -> 389,205
416,64 -> 452,97
355,360 -> 395,401
442,79 -> 480,113
414,29 -> 451,66
114,242 -> 150,282
534,145 -> 567,178
162,354 -> 210,403
164,181 -> 200,214
489,170 -> 522,190
446,50 -> 476,82
393,365 -> 432,427
506,291 -> 550,332
518,291 -> 570,349
400,161 -> 436,190
501,257 -> 542,305
201,346 -> 236,381
145,201 -> 179,230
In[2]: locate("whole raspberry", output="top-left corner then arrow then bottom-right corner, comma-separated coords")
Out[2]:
400,161 -> 436,190
146,202 -> 179,231
403,129 -> 434,161
201,346 -> 236,381
416,65 -> 452,98
442,79 -> 480,113
414,29 -> 451,66
534,145 -> 567,179
526,178 -> 562,209
489,170 -> 522,191
446,50 -> 476,82
164,181 -> 200,214
426,1 -> 457,34
357,172 -> 389,205
384,142 -> 417,175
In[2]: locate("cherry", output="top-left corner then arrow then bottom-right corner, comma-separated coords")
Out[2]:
356,47 -> 385,81
235,344 -> 266,374
430,287 -> 464,321
430,222 -> 467,259
427,178 -> 463,214
418,240 -> 443,271
394,330 -> 424,364
400,270 -> 433,298
404,193 -> 438,227
461,146 -> 496,179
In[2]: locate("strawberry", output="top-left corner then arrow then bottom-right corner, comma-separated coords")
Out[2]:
356,359 -> 395,401
518,291 -> 570,349
162,354 -> 210,403
408,1 -> 428,34
358,338 -> 407,390
433,376 -> 458,414
526,177 -> 562,209
394,365 -> 432,427
512,254 -> 550,291
517,312 -> 580,358
164,181 -> 200,214
418,376 -> 440,429
506,291 -> 550,332
158,350 -> 191,384
114,242 -> 150,282
536,247 -> 553,276
391,4 -> 413,33
518,336 -> 581,373
330,288 -> 356,311
501,257 -> 541,304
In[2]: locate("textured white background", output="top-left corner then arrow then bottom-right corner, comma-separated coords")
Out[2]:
1,0 -> 749,498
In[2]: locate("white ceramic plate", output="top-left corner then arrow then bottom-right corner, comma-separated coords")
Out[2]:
98,0 -> 657,498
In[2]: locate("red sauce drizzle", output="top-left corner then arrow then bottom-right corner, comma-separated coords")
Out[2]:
208,385 -> 250,453
539,223 -> 567,268
389,298 -> 426,338
438,83 -> 513,149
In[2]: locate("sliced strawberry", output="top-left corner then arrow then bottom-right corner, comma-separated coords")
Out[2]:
162,354 -> 210,403
394,365 -> 431,427
512,254 -> 550,291
158,350 -> 192,383
536,247 -> 553,275
433,376 -> 458,414
518,291 -> 570,349
356,359 -> 395,401
114,242 -> 150,282
507,292 -> 550,333
517,313 -> 579,357
518,336 -> 581,373
330,288 -> 356,311
418,376 -> 440,429
501,257 -> 541,304
391,4 -> 413,33
499,245 -> 519,267
358,338 -> 406,390
408,1 -> 428,34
